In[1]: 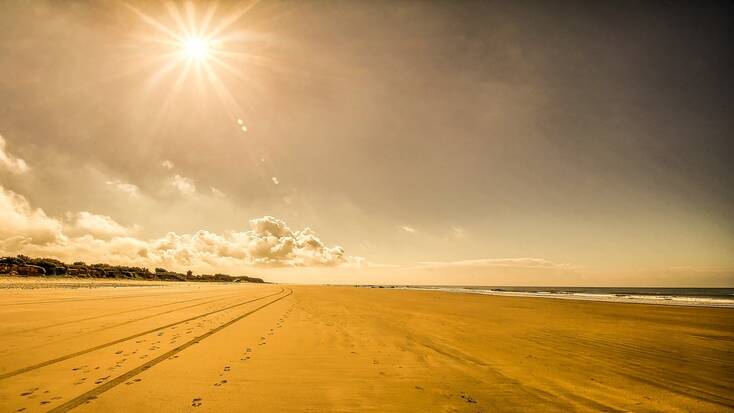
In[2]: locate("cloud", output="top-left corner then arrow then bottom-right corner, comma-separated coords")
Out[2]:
161,160 -> 174,170
0,134 -> 30,174
105,179 -> 140,197
65,211 -> 135,240
0,185 -> 64,245
378,257 -> 580,285
417,257 -> 573,269
171,174 -> 196,195
271,176 -> 279,185
451,226 -> 466,239
399,225 -> 416,233
210,187 -> 226,197
0,185 -> 359,271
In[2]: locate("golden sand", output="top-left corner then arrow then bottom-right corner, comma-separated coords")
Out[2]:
0,282 -> 732,412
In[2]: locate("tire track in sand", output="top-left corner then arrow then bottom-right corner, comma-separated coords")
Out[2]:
0,288 -> 202,307
0,287 -> 284,381
47,289 -> 294,413
4,291 -> 247,356
7,291 -> 241,335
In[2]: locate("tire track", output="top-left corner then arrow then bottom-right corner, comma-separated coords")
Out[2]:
0,287 -> 284,381
0,288 -> 201,307
47,289 -> 294,413
7,291 -> 240,335
5,291 -> 247,355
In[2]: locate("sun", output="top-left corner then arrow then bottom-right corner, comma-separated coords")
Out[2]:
182,36 -> 211,60
125,2 -> 261,122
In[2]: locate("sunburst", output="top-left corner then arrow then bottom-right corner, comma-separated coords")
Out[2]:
125,1 -> 261,122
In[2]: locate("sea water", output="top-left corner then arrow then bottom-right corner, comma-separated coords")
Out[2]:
396,286 -> 734,307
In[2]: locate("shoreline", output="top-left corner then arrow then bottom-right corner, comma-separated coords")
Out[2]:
382,285 -> 734,308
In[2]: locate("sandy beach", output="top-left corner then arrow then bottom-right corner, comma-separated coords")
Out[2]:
0,281 -> 732,412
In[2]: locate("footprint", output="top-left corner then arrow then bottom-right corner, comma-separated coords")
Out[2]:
214,379 -> 228,387
191,397 -> 203,407
460,393 -> 477,404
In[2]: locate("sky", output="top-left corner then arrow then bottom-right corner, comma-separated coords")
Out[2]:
0,1 -> 732,286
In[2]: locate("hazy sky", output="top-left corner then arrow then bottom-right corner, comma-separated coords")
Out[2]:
1,1 -> 732,285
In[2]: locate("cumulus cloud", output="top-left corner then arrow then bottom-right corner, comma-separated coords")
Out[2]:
65,211 -> 135,240
0,134 -> 30,174
134,216 -> 355,268
171,174 -> 196,195
0,185 -> 64,244
0,185 -> 359,271
161,160 -> 174,170
400,225 -> 416,233
106,179 -> 140,197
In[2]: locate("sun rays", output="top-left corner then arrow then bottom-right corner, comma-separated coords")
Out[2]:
124,1 -> 262,121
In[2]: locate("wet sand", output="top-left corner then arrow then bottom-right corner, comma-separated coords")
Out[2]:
0,282 -> 732,412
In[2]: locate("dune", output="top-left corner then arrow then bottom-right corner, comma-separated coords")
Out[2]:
0,281 -> 732,412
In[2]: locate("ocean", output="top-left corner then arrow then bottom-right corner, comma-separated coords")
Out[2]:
394,286 -> 734,307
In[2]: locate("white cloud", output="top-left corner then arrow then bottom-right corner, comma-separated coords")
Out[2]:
451,226 -> 466,239
271,176 -> 279,185
105,179 -> 140,197
210,187 -> 226,197
0,185 -> 64,245
161,160 -> 174,170
65,211 -> 134,240
0,185 -> 360,271
418,257 -> 572,269
0,134 -> 30,174
171,174 -> 196,195
399,225 -> 416,233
